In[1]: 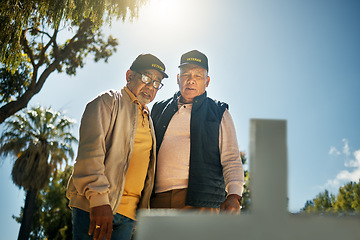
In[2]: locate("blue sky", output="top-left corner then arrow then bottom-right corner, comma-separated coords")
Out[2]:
1,0 -> 360,238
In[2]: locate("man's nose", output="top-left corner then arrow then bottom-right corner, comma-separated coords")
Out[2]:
187,75 -> 196,83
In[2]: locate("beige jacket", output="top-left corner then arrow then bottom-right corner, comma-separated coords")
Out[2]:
66,88 -> 156,214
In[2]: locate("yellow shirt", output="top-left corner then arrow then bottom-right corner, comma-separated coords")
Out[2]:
117,87 -> 153,220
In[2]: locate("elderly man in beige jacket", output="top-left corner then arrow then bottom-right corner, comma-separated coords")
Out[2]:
66,53 -> 168,240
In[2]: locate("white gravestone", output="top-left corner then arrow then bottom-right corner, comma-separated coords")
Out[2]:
135,119 -> 360,240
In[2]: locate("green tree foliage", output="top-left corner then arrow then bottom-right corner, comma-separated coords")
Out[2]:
13,166 -> 74,240
301,180 -> 360,214
240,151 -> 250,212
0,106 -> 77,240
333,181 -> 360,212
0,0 -> 147,124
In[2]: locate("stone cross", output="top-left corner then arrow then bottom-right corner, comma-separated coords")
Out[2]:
135,119 -> 360,240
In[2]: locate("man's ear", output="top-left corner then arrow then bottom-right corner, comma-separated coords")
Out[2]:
205,76 -> 210,87
126,70 -> 133,83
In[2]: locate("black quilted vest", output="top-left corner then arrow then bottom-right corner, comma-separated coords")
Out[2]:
151,91 -> 228,208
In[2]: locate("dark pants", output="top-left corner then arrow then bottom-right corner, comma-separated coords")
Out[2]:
72,207 -> 135,240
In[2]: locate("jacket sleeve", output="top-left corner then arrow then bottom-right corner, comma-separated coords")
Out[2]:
71,93 -> 114,208
219,109 -> 245,197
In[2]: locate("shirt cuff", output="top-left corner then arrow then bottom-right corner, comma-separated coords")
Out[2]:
226,182 -> 244,197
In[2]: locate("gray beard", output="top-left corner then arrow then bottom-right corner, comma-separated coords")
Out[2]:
137,95 -> 151,105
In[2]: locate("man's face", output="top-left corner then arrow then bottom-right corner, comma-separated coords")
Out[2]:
177,64 -> 210,103
126,69 -> 163,105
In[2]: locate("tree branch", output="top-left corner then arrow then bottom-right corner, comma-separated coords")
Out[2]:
0,18 -> 94,125
37,27 -> 59,67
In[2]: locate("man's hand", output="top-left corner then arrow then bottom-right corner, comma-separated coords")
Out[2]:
89,205 -> 113,240
220,194 -> 242,214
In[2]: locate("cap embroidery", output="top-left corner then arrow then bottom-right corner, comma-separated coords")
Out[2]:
186,57 -> 201,62
152,63 -> 164,71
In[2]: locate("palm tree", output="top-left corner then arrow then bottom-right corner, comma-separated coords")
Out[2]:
0,106 -> 77,240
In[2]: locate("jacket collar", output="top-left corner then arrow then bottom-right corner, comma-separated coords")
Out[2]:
173,91 -> 207,110
121,87 -> 132,103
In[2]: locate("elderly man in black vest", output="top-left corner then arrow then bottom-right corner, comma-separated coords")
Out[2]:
150,50 -> 244,213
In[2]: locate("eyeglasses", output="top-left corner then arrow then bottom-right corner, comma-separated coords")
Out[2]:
136,72 -> 164,90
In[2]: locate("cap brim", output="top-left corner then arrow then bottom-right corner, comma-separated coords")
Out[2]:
178,62 -> 208,71
161,72 -> 168,78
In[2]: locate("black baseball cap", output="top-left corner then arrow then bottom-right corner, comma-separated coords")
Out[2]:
130,54 -> 168,78
178,50 -> 209,72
